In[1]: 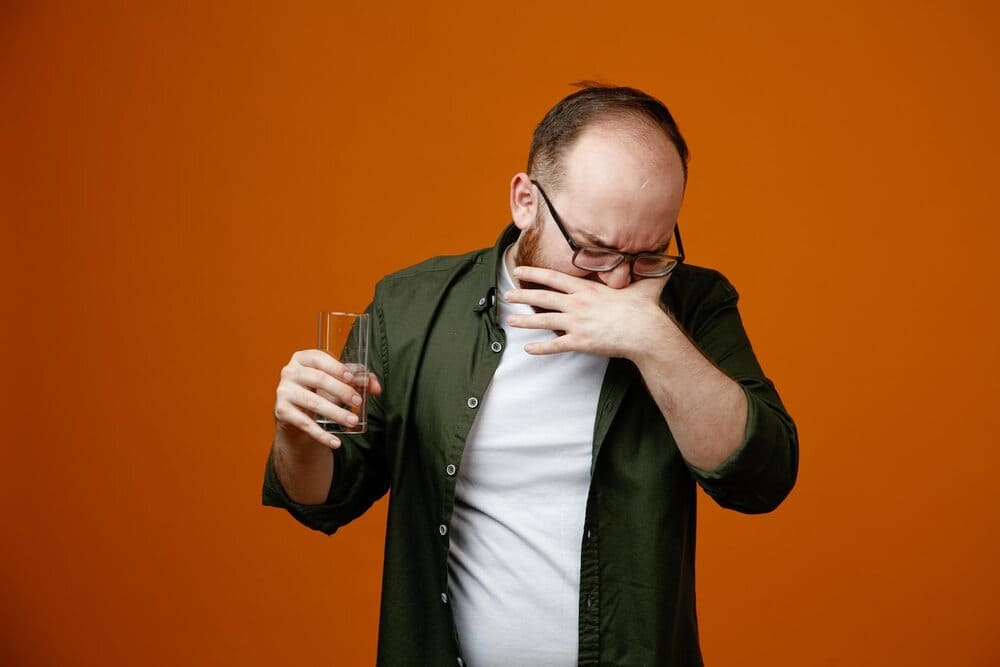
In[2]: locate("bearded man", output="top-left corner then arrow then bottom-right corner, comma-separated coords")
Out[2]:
263,83 -> 799,667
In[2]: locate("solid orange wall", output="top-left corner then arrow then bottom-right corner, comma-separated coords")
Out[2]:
2,2 -> 998,665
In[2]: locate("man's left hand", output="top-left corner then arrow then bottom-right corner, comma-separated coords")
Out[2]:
504,266 -> 679,359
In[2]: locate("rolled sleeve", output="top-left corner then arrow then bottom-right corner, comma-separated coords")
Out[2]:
682,270 -> 799,513
689,381 -> 799,513
261,435 -> 388,535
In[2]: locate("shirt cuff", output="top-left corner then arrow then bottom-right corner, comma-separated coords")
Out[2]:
687,382 -> 798,513
261,445 -> 345,535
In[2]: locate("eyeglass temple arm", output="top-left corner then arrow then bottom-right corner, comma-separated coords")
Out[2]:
530,179 -> 579,251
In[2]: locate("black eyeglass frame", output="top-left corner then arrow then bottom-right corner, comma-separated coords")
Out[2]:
530,179 -> 685,278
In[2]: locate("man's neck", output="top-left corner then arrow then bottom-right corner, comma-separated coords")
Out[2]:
503,242 -> 520,289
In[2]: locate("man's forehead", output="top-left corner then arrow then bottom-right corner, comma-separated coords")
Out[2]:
559,133 -> 683,207
567,206 -> 676,254
563,121 -> 684,175
557,172 -> 678,231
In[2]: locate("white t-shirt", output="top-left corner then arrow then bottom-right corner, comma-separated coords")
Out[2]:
447,247 -> 610,666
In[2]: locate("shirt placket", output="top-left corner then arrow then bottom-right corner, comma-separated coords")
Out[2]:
438,288 -> 506,664
578,356 -> 632,665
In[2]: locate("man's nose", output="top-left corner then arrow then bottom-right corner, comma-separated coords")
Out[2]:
597,262 -> 632,289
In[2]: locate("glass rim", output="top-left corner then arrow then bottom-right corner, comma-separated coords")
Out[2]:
317,310 -> 369,318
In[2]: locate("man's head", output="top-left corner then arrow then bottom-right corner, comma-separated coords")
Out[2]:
509,83 -> 689,291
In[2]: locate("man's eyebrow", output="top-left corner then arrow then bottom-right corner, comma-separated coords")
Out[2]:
576,228 -> 613,248
578,228 -> 673,255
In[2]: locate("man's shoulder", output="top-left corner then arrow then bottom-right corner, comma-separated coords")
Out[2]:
670,262 -> 737,295
371,245 -> 495,313
664,262 -> 740,315
378,246 -> 490,285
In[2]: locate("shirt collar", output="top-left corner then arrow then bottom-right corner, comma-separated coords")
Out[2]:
472,222 -> 521,314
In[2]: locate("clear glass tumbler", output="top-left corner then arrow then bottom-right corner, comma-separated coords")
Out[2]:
315,311 -> 369,434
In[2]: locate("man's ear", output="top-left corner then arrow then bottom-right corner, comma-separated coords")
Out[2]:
509,173 -> 537,231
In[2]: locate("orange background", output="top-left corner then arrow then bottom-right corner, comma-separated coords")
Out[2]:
2,2 -> 998,665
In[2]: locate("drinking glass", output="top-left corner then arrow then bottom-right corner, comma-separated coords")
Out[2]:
315,311 -> 369,434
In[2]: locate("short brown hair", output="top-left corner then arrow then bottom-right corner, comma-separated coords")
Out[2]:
527,81 -> 690,191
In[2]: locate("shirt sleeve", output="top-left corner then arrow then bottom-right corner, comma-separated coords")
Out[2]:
683,271 -> 800,514
261,298 -> 391,535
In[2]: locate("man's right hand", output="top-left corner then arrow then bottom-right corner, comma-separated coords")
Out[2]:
273,349 -> 384,449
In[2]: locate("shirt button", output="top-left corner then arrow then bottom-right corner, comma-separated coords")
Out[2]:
586,596 -> 592,609
441,592 -> 448,604
457,659 -> 464,667
490,341 -> 502,353
467,396 -> 479,409
478,297 -> 486,306
586,528 -> 592,540
446,464 -> 456,476
439,524 -> 448,536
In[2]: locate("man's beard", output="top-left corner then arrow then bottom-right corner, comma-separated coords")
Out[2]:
513,218 -> 560,315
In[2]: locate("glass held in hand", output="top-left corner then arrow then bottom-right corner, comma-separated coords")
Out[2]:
316,311 -> 370,434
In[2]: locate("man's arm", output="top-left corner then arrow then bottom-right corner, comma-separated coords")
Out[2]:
505,264 -> 798,512
266,345 -> 376,507
271,427 -> 335,505
629,309 -> 749,472
262,300 -> 391,535
504,264 -> 749,473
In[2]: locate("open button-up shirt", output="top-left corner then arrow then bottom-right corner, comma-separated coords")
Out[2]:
262,223 -> 799,666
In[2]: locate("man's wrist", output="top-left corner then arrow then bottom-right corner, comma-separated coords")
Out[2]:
625,305 -> 687,369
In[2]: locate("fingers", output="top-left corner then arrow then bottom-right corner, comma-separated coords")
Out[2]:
512,265 -> 584,292
368,372 -> 383,396
275,380 -> 357,446
504,288 -> 567,311
506,312 -> 566,331
291,384 -> 361,427
275,349 -> 370,448
275,348 -> 388,451
292,349 -> 352,379
523,336 -> 572,355
294,365 -> 360,405
275,403 -> 343,449
293,348 -> 384,395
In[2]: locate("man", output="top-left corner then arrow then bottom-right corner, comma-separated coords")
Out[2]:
262,83 -> 798,666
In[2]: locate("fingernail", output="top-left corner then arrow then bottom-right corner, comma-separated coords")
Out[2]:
348,414 -> 359,425
343,371 -> 354,381
352,395 -> 362,406
329,437 -> 341,448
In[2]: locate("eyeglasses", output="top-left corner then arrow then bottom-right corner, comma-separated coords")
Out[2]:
530,179 -> 685,278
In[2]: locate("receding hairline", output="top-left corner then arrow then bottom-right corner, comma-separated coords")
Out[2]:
529,111 -> 686,192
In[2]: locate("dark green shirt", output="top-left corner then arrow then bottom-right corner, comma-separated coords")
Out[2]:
262,223 -> 799,666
